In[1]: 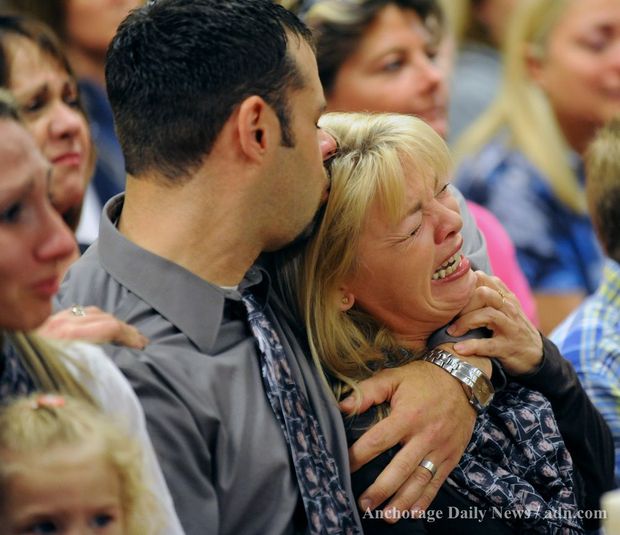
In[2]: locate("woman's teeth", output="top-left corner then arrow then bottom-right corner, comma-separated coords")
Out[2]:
432,252 -> 461,280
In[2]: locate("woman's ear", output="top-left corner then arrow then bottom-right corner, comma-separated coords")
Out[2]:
338,288 -> 355,312
524,43 -> 546,88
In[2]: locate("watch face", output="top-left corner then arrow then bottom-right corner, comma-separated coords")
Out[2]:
474,376 -> 494,406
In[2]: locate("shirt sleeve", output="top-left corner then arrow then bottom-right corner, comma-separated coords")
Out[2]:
451,185 -> 491,274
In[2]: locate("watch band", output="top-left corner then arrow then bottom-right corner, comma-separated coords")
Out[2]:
422,348 -> 494,412
427,325 -> 493,349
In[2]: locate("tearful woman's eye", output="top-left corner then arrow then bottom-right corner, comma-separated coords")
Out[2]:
0,202 -> 23,224
22,95 -> 45,115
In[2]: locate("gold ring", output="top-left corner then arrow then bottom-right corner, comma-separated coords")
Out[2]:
497,289 -> 506,307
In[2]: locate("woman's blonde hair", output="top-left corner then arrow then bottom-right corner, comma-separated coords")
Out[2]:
279,112 -> 452,400
455,0 -> 586,214
0,394 -> 160,535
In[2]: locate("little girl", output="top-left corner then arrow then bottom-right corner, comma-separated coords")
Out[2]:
0,394 -> 161,535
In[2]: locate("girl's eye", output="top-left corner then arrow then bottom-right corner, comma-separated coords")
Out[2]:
409,224 -> 421,237
90,514 -> 114,528
25,521 -> 58,534
0,202 -> 23,224
437,183 -> 449,197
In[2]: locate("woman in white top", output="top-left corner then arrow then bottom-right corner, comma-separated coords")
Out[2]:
0,92 -> 184,535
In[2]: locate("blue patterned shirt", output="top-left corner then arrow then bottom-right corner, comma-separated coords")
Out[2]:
455,135 -> 603,294
551,258 -> 620,483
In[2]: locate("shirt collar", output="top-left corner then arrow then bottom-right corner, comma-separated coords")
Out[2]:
98,194 -> 270,353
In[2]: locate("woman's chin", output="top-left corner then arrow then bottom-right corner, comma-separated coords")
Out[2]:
431,269 -> 477,314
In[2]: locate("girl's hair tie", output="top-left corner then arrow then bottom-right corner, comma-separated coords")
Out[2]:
31,394 -> 66,410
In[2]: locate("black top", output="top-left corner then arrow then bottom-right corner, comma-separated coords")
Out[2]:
346,336 -> 615,534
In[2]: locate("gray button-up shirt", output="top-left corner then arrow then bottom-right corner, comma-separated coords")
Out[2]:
57,195 -> 362,535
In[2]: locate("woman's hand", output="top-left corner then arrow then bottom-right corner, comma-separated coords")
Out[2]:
37,306 -> 148,349
447,270 -> 543,375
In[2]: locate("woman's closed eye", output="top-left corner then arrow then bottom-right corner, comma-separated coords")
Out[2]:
409,223 -> 422,237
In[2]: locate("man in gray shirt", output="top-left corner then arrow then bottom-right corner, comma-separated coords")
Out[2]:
58,1 -> 490,533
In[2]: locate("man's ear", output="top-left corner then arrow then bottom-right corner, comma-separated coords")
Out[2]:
237,96 -> 275,162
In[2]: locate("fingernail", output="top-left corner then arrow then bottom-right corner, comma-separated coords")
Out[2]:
411,506 -> 422,518
359,497 -> 373,512
447,325 -> 456,335
453,342 -> 465,352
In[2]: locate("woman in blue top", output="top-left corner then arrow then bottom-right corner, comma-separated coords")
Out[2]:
454,0 -> 620,334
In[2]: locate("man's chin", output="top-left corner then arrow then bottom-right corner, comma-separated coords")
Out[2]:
264,203 -> 326,255
287,203 -> 326,250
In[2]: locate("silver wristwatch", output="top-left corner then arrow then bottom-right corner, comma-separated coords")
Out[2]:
422,348 -> 494,412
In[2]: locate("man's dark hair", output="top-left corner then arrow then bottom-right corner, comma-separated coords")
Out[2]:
106,0 -> 313,181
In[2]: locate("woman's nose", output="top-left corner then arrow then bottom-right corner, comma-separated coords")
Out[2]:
36,200 -> 78,263
319,129 -> 337,161
48,101 -> 84,140
415,53 -> 443,93
433,199 -> 463,244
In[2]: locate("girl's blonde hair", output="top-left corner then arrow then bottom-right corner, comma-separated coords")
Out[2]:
455,0 -> 586,214
0,394 -> 160,535
278,112 -> 451,400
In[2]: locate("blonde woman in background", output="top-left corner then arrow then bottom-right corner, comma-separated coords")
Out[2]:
455,0 -> 620,334
440,0 -> 519,144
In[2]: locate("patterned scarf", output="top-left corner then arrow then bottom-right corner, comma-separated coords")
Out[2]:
447,383 -> 583,533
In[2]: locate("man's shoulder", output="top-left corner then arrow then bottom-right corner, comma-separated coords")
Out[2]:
57,243 -> 124,310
